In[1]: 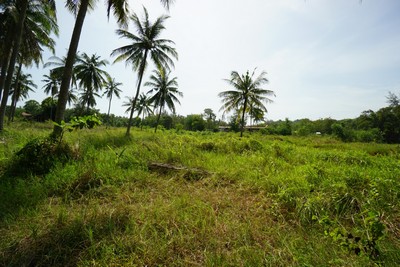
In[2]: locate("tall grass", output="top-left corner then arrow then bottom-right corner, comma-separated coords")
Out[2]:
0,123 -> 399,266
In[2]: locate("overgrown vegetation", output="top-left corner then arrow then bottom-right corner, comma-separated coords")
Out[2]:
0,123 -> 399,266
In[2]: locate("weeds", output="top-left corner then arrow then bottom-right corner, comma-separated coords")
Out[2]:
0,124 -> 399,266
10,137 -> 76,177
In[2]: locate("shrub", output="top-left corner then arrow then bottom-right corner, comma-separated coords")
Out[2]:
354,129 -> 383,143
10,138 -> 77,177
331,123 -> 354,142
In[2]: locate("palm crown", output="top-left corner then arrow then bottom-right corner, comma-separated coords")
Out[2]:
219,69 -> 275,136
145,67 -> 182,132
111,7 -> 178,135
103,77 -> 123,125
75,53 -> 110,111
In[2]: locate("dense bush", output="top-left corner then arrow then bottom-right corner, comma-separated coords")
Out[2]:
10,138 -> 76,176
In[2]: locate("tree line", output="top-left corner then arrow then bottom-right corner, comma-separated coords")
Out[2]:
264,92 -> 400,143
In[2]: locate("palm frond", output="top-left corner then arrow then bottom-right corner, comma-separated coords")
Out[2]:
106,0 -> 129,28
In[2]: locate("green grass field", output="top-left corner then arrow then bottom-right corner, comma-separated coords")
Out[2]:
0,122 -> 399,266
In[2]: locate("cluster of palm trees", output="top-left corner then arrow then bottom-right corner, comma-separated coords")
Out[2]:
1,0 -> 275,137
1,0 -> 176,136
111,7 -> 179,135
42,52 -> 122,122
0,0 -> 58,130
54,0 -> 177,137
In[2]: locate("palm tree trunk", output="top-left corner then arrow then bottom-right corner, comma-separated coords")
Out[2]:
0,0 -> 28,131
0,58 -> 9,101
11,94 -> 20,122
8,62 -> 22,122
0,32 -> 13,101
155,104 -> 163,133
126,50 -> 148,136
50,95 -> 54,120
106,94 -> 112,128
240,98 -> 248,137
8,93 -> 17,123
53,0 -> 89,137
86,101 -> 90,114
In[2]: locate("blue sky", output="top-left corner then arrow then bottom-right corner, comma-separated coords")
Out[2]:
27,0 -> 400,121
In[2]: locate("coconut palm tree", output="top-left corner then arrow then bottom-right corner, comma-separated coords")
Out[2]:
19,2 -> 58,66
9,70 -> 37,122
111,7 -> 178,136
219,69 -> 275,137
135,93 -> 153,129
123,96 -> 135,114
53,0 -> 174,137
66,87 -> 78,106
0,1 -> 57,96
0,0 -> 57,130
79,87 -> 100,112
42,72 -> 59,119
0,0 -> 30,98
42,73 -> 59,98
103,77 -> 122,127
145,67 -> 181,133
248,103 -> 265,126
75,52 -> 110,112
44,54 -> 79,107
44,55 -> 78,89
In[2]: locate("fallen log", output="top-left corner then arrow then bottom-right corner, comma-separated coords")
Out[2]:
148,162 -> 210,181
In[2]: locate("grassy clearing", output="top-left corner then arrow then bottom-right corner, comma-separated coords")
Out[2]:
0,123 -> 399,266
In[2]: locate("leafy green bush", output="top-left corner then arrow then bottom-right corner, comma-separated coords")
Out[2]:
353,128 -> 383,143
331,123 -> 354,142
199,141 -> 216,152
10,138 -> 76,177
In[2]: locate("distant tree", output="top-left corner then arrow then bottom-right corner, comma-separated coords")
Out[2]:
9,71 -> 37,122
314,118 -> 336,135
135,93 -> 153,129
44,55 -> 78,89
42,72 -> 59,120
376,106 -> 400,143
228,112 -> 241,132
219,69 -> 274,137
42,73 -> 59,98
43,55 -> 79,107
185,114 -> 206,131
265,119 -> 292,136
281,118 -> 292,136
41,96 -> 57,121
172,114 -> 185,130
66,88 -> 78,106
386,91 -> 399,107
103,77 -> 122,127
111,7 -> 178,136
122,96 -> 135,117
145,67 -> 182,133
292,118 -> 315,136
203,108 -> 216,130
354,110 -> 378,130
23,99 -> 42,116
75,53 -> 110,112
160,113 -> 173,129
248,104 -> 265,126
